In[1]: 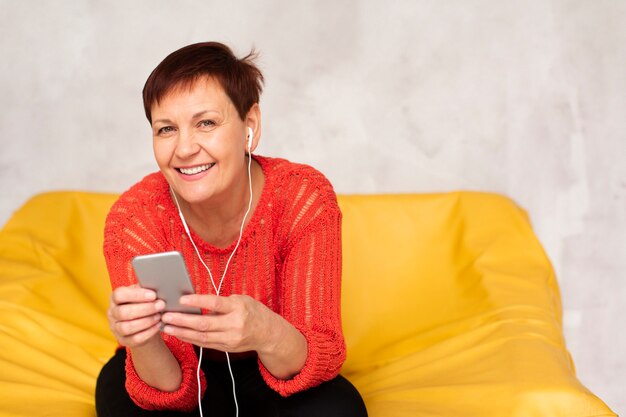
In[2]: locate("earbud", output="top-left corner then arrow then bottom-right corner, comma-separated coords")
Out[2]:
247,127 -> 253,151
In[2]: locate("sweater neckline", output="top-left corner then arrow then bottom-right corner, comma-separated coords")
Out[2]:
167,154 -> 272,255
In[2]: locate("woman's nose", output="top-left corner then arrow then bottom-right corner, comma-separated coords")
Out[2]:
175,130 -> 201,159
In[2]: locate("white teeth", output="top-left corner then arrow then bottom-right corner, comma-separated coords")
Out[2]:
179,163 -> 214,175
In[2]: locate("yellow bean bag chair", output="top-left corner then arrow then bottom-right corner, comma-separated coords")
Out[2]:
0,191 -> 616,417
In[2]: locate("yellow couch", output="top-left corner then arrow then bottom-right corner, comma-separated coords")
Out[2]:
0,191 -> 615,417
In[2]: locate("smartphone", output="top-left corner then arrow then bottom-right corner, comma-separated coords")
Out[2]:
131,251 -> 202,314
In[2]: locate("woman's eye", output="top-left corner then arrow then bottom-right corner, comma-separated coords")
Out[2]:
157,126 -> 175,135
199,120 -> 215,128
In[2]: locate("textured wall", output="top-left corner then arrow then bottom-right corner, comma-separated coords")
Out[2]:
1,0 -> 624,412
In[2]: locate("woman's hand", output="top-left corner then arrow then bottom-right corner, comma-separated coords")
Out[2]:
161,294 -> 308,380
161,294 -> 272,352
107,286 -> 183,392
107,285 -> 165,348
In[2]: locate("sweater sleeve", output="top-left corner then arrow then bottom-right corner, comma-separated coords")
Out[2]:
124,337 -> 206,411
258,175 -> 346,396
103,188 -> 207,411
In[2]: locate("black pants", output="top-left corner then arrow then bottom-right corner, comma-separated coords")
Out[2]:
96,349 -> 368,417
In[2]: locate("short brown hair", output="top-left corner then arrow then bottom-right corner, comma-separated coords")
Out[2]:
142,42 -> 264,123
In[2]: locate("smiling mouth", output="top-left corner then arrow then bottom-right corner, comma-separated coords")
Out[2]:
177,163 -> 215,175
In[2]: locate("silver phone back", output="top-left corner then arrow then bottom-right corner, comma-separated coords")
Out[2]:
131,251 -> 201,314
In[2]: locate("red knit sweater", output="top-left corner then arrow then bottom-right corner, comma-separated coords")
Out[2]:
103,155 -> 345,411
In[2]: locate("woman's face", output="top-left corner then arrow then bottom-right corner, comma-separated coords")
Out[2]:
150,77 -> 253,207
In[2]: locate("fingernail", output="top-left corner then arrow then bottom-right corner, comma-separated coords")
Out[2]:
144,291 -> 156,300
155,300 -> 166,311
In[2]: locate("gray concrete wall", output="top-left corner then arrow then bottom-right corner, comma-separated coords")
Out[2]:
1,0 -> 624,412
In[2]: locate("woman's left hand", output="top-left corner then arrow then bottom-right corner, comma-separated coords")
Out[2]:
161,294 -> 275,353
161,294 -> 308,379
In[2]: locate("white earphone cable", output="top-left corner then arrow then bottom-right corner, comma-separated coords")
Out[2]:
171,148 -> 253,417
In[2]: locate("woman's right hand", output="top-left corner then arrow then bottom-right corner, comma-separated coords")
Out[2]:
107,285 -> 165,348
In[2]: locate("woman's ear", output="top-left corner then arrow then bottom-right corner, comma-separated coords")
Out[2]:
245,103 -> 261,153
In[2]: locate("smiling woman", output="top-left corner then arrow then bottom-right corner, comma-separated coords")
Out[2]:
95,42 -> 367,417
150,76 -> 262,228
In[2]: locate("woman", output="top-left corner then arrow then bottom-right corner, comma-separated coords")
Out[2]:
95,42 -> 367,417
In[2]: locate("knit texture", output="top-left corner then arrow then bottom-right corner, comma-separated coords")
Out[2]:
103,155 -> 346,411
